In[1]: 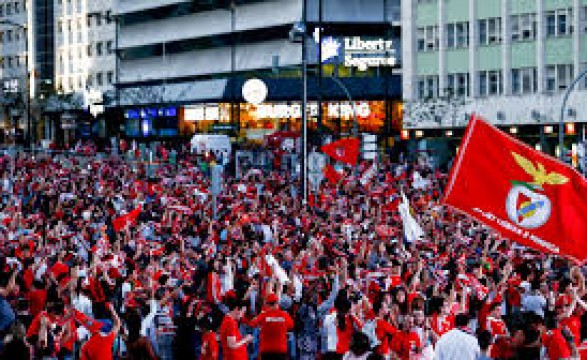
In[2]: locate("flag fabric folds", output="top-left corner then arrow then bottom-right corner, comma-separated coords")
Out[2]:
321,138 -> 360,166
398,192 -> 425,243
113,206 -> 142,232
323,164 -> 343,185
443,114 -> 587,263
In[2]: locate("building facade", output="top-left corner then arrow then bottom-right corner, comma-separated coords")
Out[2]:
401,0 -> 587,159
115,0 -> 402,145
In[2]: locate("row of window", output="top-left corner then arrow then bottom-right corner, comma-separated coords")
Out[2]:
417,7 -> 587,51
417,64 -> 581,99
58,41 -> 114,63
0,27 -> 24,43
58,14 -> 112,35
0,1 -> 27,17
0,55 -> 25,69
58,71 -> 114,91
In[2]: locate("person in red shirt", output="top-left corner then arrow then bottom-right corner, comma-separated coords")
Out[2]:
220,293 -> 252,360
27,279 -> 48,318
201,314 -> 219,360
391,315 -> 421,360
80,303 -> 121,360
372,300 -> 397,357
249,293 -> 294,360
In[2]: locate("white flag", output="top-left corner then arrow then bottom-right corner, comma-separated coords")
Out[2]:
399,192 -> 425,243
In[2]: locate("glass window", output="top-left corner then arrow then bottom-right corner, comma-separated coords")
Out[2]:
96,72 -> 103,86
479,72 -> 487,95
96,15 -> 102,26
546,11 -> 556,36
87,44 -> 92,56
96,42 -> 103,56
107,71 -> 113,84
447,23 -> 455,48
106,41 -> 113,54
14,1 -> 19,13
87,74 -> 92,87
0,5 -> 4,17
417,28 -> 425,51
6,3 -> 11,15
7,30 -> 12,42
478,19 -> 487,44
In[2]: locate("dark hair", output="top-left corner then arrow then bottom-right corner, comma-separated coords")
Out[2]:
334,291 -> 352,331
477,330 -> 492,351
125,308 -> 142,343
455,313 -> 470,328
349,332 -> 371,356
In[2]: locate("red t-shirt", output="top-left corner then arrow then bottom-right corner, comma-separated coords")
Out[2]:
336,315 -> 362,354
80,332 -> 116,360
220,315 -> 247,360
28,289 -> 47,317
249,308 -> 293,354
542,328 -> 572,360
201,331 -> 219,360
391,331 -> 421,360
375,319 -> 398,356
561,316 -> 582,346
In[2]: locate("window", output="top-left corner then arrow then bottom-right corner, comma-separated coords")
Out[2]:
96,42 -> 103,56
107,71 -> 113,85
447,73 -> 470,97
87,15 -> 92,27
446,21 -> 469,48
417,26 -> 439,51
15,56 -> 19,67
511,67 -> 537,94
478,18 -> 502,45
87,44 -> 92,56
511,13 -> 537,41
96,15 -> 102,26
6,3 -> 11,15
58,20 -> 63,33
417,75 -> 440,99
545,64 -> 574,92
7,30 -> 12,42
7,57 -> 12,68
583,7 -> 587,33
14,1 -> 19,13
0,32 -> 3,43
106,41 -> 113,54
86,75 -> 92,87
96,72 -> 103,86
417,0 -> 436,3
0,5 -> 3,17
67,20 -> 72,32
545,9 -> 573,37
478,70 -> 503,96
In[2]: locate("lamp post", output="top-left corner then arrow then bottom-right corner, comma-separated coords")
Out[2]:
558,67 -> 587,161
0,20 -> 30,149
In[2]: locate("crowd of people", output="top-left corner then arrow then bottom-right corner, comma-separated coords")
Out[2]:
0,141 -> 585,360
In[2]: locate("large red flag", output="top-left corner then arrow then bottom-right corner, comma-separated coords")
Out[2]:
323,164 -> 343,185
112,206 -> 142,232
444,115 -> 587,262
321,138 -> 360,166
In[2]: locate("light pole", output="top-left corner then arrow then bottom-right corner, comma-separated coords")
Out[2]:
558,67 -> 587,161
0,20 -> 30,149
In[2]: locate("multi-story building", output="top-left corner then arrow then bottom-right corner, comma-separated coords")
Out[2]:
0,0 -> 30,138
55,0 -> 115,95
402,0 -> 587,159
115,0 -> 403,144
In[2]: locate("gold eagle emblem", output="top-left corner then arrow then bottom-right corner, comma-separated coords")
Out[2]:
511,152 -> 569,188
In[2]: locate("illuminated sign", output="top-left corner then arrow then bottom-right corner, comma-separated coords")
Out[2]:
344,37 -> 397,71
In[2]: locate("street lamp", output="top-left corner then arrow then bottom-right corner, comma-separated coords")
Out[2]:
559,67 -> 587,161
0,20 -> 30,149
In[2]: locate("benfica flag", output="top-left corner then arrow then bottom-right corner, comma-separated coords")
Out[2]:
321,138 -> 360,166
323,164 -> 343,185
444,115 -> 587,262
112,206 -> 142,232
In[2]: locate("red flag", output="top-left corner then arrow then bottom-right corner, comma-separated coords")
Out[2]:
321,138 -> 360,166
323,164 -> 343,185
444,115 -> 587,262
112,206 -> 142,232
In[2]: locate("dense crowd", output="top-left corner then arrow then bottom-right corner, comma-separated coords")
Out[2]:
0,142 -> 585,360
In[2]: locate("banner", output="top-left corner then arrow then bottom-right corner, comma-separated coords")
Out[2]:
444,115 -> 587,262
399,192 -> 425,243
323,164 -> 343,185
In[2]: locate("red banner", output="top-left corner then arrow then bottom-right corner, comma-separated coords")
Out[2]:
321,138 -> 360,166
443,115 -> 587,262
323,164 -> 343,185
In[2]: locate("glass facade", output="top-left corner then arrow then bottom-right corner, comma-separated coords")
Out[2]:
34,0 -> 55,96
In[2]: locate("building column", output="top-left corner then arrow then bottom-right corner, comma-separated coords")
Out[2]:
502,0 -> 511,95
401,0 -> 417,101
438,0 -> 446,96
469,0 -> 477,98
536,0 -> 545,94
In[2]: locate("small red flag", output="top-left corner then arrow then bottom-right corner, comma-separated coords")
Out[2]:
323,164 -> 343,185
444,115 -> 587,263
321,138 -> 360,166
112,206 -> 142,232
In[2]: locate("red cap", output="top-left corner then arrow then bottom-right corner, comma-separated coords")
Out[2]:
266,293 -> 279,304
